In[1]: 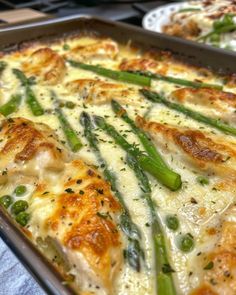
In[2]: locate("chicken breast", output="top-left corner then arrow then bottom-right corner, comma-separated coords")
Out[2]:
0,117 -> 69,184
22,47 -> 66,85
171,87 -> 236,124
119,56 -> 213,81
66,78 -> 141,105
29,159 -> 122,294
136,116 -> 236,186
191,205 -> 236,295
119,58 -> 160,73
0,117 -> 122,294
66,39 -> 119,61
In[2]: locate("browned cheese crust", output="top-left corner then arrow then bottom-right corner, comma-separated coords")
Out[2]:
66,78 -> 140,105
22,47 -> 66,85
136,116 -> 236,190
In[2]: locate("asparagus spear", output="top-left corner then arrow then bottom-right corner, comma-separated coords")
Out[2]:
80,111 -> 144,271
13,68 -> 30,86
13,69 -> 44,116
68,60 -> 151,87
0,94 -> 22,116
93,115 -> 181,191
197,14 -> 236,42
25,86 -> 44,116
82,113 -> 176,284
56,108 -> 82,152
0,61 -> 7,74
130,71 -> 222,90
51,90 -> 82,152
197,24 -> 236,42
126,155 -> 176,295
68,59 -> 222,90
111,100 -> 168,168
177,7 -> 201,13
141,89 -> 236,136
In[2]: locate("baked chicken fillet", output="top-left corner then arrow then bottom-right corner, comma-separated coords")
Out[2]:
0,117 -> 122,295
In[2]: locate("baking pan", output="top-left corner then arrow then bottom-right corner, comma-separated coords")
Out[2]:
0,15 -> 236,295
1,15 -> 236,73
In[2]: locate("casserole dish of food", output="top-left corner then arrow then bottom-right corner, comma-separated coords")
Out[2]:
0,15 -> 236,295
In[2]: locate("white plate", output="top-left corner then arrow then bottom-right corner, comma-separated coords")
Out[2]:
143,2 -> 187,33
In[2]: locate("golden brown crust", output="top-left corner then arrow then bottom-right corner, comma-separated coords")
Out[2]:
119,57 -> 169,76
171,87 -> 236,108
22,47 -> 66,85
0,117 -> 69,183
66,39 -> 119,61
39,159 -> 121,291
124,53 -> 214,82
163,20 -> 201,39
136,116 -> 226,165
0,117 -> 66,163
225,73 -> 236,88
0,114 -> 122,292
191,284 -> 218,295
136,116 -> 236,189
66,78 -> 139,105
119,58 -> 159,72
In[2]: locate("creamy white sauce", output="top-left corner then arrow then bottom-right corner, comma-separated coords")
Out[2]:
0,36 -> 236,295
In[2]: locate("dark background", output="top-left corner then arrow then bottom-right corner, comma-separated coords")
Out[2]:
0,1 -> 181,26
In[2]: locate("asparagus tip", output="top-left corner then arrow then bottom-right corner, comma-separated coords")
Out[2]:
93,115 -> 105,128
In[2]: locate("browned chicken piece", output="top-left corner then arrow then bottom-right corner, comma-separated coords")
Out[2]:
0,116 -> 122,294
172,87 -> 236,108
119,57 -> 167,75
66,78 -> 141,105
171,87 -> 236,124
0,117 -> 69,184
225,73 -> 236,88
119,55 -> 213,80
22,47 -> 66,85
163,20 -> 201,40
143,50 -> 214,79
191,206 -> 236,295
67,39 -> 119,61
136,116 -> 236,183
30,159 -> 122,294
120,58 -> 158,72
202,0 -> 236,18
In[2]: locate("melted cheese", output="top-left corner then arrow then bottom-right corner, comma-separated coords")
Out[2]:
0,35 -> 236,295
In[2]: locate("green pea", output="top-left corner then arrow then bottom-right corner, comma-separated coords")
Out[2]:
178,233 -> 195,253
209,33 -> 220,43
165,215 -> 179,231
196,176 -> 209,186
0,195 -> 13,209
14,185 -> 27,196
11,200 -> 28,215
63,44 -> 70,50
15,212 -> 30,227
65,101 -> 76,109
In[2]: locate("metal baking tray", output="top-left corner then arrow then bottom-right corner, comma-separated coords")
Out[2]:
0,15 -> 236,295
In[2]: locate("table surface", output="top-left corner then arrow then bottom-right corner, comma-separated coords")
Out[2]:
0,238 -> 44,295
